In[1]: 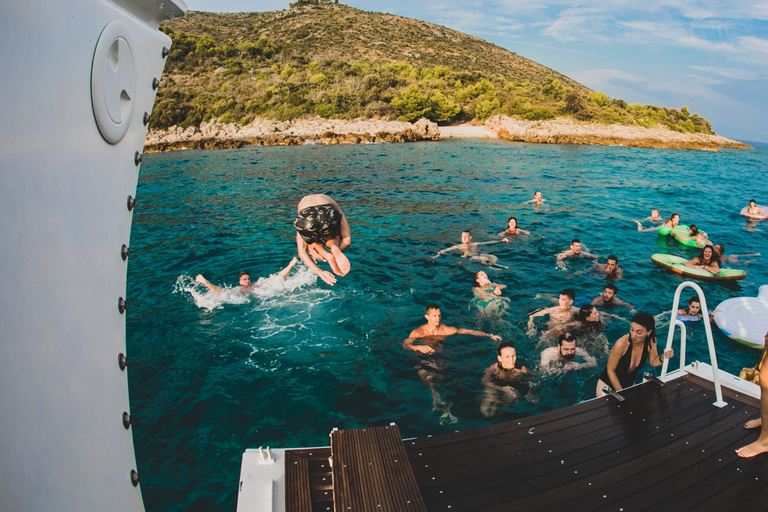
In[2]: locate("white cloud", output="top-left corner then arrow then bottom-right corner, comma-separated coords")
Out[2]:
689,65 -> 761,80
540,8 -> 613,43
685,74 -> 723,85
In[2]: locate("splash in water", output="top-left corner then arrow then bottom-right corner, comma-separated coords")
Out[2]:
173,266 -> 318,312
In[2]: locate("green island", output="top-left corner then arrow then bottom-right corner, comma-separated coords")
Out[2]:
147,2 -> 750,152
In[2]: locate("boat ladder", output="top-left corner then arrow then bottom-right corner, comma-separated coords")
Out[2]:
659,281 -> 727,408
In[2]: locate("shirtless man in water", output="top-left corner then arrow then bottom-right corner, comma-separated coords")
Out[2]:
556,239 -> 598,261
634,208 -> 664,231
593,255 -> 624,279
528,288 -> 579,333
196,257 -> 298,294
434,230 -> 503,267
592,283 -> 635,312
737,331 -> 768,457
404,304 -> 501,424
540,332 -> 597,373
294,194 -> 351,286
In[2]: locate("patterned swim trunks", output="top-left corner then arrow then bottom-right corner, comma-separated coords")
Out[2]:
293,203 -> 341,244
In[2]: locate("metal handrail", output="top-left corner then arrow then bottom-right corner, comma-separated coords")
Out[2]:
660,281 -> 727,407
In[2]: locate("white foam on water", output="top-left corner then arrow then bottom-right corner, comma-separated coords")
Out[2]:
173,266 -> 319,312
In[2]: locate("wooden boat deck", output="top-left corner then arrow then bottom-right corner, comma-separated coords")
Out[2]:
281,372 -> 768,511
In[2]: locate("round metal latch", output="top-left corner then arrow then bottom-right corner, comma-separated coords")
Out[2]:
91,20 -> 137,144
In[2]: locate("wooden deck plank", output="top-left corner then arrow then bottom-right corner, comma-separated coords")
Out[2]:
285,451 -> 312,512
331,425 -> 426,512
285,375 -> 768,511
406,378 -> 768,511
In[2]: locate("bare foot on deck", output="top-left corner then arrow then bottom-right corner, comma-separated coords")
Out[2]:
736,438 -> 768,458
745,418 -> 762,429
330,244 -> 350,276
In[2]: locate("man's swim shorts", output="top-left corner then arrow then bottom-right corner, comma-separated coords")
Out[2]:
293,203 -> 342,245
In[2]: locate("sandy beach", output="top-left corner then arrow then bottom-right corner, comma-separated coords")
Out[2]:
438,124 -> 499,139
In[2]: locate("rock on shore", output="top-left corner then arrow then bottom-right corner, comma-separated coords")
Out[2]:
485,115 -> 751,151
144,117 -> 440,152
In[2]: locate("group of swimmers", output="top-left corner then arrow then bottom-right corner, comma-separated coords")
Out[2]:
193,191 -> 766,455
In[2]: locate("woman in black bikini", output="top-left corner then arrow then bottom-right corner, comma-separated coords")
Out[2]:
596,312 -> 674,396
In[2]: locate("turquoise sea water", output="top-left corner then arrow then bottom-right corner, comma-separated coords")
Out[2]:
128,139 -> 768,511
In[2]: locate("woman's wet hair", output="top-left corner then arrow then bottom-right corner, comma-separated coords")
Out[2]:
700,245 -> 718,263
689,224 -> 699,236
579,304 -> 597,322
507,216 -> 518,228
473,271 -> 484,288
630,312 -> 656,343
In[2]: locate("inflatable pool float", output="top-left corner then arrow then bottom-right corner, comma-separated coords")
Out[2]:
650,253 -> 746,281
741,205 -> 768,221
676,314 -> 702,323
713,285 -> 768,348
658,223 -> 687,236
673,228 -> 708,248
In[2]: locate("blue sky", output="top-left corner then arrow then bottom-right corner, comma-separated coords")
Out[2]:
182,0 -> 768,143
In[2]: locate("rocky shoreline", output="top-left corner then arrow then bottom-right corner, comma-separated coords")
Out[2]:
143,115 -> 750,153
143,118 -> 440,152
486,116 -> 751,151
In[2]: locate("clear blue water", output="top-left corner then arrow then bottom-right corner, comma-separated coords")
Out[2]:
128,139 -> 768,511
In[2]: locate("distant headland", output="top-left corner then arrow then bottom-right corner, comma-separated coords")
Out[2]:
146,5 -> 750,152
144,116 -> 750,152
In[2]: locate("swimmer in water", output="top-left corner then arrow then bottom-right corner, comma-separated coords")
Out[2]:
480,343 -> 536,418
634,208 -> 664,231
528,288 -> 579,335
675,223 -> 710,248
404,304 -> 501,424
471,271 -> 509,315
685,245 -> 720,274
647,212 -> 681,234
195,257 -> 298,294
712,243 -> 760,265
523,190 -> 545,205
592,283 -> 636,313
556,239 -> 599,261
540,332 -> 597,374
498,216 -> 530,238
747,199 -> 763,216
293,194 -> 351,286
656,296 -> 702,324
592,255 -> 624,280
434,230 -> 505,267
